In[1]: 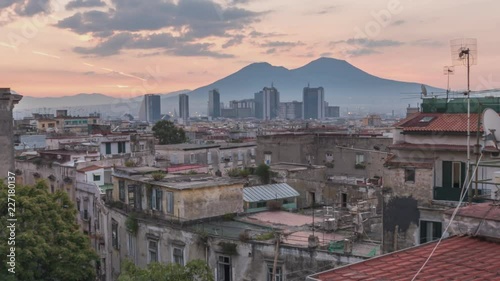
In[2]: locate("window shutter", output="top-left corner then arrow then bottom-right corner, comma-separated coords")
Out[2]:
442,161 -> 452,188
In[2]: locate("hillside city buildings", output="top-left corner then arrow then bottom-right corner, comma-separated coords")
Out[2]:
7,85 -> 500,281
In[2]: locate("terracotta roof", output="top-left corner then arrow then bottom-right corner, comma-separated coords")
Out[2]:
308,236 -> 500,281
77,165 -> 103,172
389,143 -> 470,152
394,113 -> 483,133
444,203 -> 500,222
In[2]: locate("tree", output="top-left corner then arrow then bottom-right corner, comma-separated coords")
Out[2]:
118,259 -> 214,281
255,163 -> 272,184
152,120 -> 188,145
0,181 -> 98,281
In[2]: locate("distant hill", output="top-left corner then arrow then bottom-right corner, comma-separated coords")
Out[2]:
14,57 -> 441,118
186,57 -> 442,114
15,90 -> 190,119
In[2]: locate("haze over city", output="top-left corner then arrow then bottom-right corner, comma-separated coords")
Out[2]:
2,0 -> 500,98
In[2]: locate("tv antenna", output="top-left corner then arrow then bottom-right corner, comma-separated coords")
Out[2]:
450,38 -> 477,203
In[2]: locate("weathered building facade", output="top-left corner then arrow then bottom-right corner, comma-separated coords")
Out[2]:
0,88 -> 22,173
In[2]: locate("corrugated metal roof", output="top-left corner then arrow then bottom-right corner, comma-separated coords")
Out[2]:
243,183 -> 299,202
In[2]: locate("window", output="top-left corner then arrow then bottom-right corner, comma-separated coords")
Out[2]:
264,153 -> 272,165
207,151 -> 213,164
77,198 -> 81,211
151,188 -> 163,212
452,162 -> 462,188
405,168 -> 416,183
93,174 -> 101,181
140,144 -> 145,151
442,161 -> 465,189
128,185 -> 136,209
238,150 -> 243,161
119,180 -> 126,202
325,152 -> 334,162
173,247 -> 184,265
148,240 -> 158,263
419,116 -> 434,123
256,201 -> 266,208
118,142 -> 126,153
355,153 -> 365,165
111,220 -> 119,250
51,184 -> 55,193
267,265 -> 283,281
217,255 -> 231,281
105,143 -> 111,155
190,153 -> 197,164
127,233 -> 136,260
420,221 -> 442,244
166,192 -> 174,214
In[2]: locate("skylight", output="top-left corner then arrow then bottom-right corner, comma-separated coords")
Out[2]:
419,116 -> 434,123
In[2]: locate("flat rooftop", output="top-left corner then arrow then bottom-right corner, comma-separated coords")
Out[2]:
113,167 -> 245,190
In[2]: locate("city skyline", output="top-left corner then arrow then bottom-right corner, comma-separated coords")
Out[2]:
1,0 -> 500,99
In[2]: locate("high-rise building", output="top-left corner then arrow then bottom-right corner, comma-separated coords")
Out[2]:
325,106 -> 340,118
179,94 -> 189,121
303,86 -> 325,120
138,94 -> 161,123
208,89 -> 221,118
0,88 -> 22,172
254,86 -> 279,120
279,101 -> 303,119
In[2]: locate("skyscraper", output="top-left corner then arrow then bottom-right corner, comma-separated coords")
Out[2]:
303,86 -> 325,120
255,86 -> 279,120
179,93 -> 189,121
208,89 -> 221,118
138,94 -> 161,123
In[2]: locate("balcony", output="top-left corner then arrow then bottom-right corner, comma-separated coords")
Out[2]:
434,187 -> 489,202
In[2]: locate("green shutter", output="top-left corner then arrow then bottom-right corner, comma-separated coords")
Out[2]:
442,161 -> 452,188
106,143 -> 111,154
461,162 -> 466,187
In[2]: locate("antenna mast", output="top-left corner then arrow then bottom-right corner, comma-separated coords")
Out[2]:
450,38 -> 477,202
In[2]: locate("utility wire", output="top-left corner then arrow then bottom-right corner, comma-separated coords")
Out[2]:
410,153 -> 483,281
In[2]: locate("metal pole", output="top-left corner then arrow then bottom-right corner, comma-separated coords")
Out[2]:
466,51 -> 472,203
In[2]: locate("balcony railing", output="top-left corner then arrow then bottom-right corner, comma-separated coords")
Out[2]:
434,186 -> 489,202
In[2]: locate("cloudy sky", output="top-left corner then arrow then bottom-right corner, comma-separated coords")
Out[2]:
1,0 -> 499,98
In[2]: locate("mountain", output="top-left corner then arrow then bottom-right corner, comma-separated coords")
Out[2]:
14,58 -> 441,118
186,57 -> 442,114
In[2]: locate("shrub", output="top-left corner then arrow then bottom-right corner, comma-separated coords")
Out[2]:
255,232 -> 274,241
152,171 -> 166,181
124,159 -> 136,167
125,213 -> 139,235
227,168 -> 241,178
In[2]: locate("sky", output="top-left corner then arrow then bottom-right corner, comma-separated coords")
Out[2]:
1,0 -> 500,99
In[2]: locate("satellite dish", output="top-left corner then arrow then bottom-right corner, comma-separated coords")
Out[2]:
421,85 -> 428,97
482,108 -> 500,147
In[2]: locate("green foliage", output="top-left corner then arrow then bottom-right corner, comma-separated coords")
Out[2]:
218,242 -> 238,255
226,168 -> 241,178
187,170 -> 197,175
152,172 -> 166,181
152,120 -> 188,145
255,164 -> 271,184
223,213 -> 236,221
124,159 -> 137,167
355,163 -> 366,169
0,181 -> 98,281
254,232 -> 275,241
118,259 -> 214,281
126,213 -> 139,235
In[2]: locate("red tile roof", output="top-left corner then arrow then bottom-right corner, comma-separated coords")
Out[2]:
389,143 -> 470,152
77,165 -> 103,172
444,203 -> 500,222
308,236 -> 500,281
394,113 -> 483,133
